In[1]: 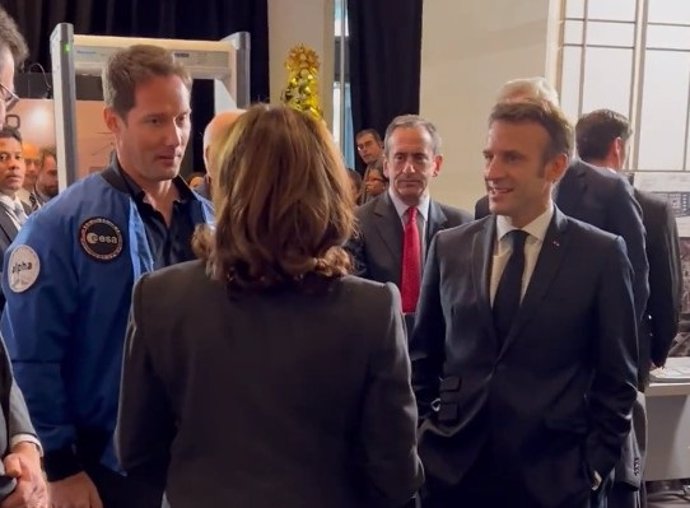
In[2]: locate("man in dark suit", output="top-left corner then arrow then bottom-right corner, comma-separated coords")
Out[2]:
350,114 -> 472,321
0,128 -> 31,309
576,109 -> 680,385
0,6 -> 48,507
412,100 -> 638,508
576,109 -> 682,508
475,80 -> 649,324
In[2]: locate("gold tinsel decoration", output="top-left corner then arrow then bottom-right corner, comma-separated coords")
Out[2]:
281,44 -> 323,119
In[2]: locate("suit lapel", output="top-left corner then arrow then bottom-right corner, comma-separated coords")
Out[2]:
0,209 -> 17,245
555,161 -> 587,215
427,200 -> 448,247
497,209 -> 570,360
372,193 -> 403,267
472,217 -> 499,346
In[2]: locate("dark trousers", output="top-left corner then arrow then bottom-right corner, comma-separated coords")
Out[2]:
423,446 -> 607,508
85,463 -> 164,508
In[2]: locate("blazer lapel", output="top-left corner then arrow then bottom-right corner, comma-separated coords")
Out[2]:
426,200 -> 448,247
372,193 -> 403,267
472,217 -> 499,347
0,209 -> 17,245
555,160 -> 587,215
497,208 -> 570,360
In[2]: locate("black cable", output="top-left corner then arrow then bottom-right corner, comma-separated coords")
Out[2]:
26,62 -> 52,99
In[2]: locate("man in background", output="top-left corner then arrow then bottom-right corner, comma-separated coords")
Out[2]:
356,128 -> 384,170
16,143 -> 38,207
576,109 -> 681,385
576,108 -> 682,508
28,146 -> 58,210
350,115 -> 472,329
199,109 -> 245,199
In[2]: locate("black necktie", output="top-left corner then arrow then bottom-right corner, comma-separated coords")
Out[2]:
493,230 -> 528,343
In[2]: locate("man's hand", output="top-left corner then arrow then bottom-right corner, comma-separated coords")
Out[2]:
48,472 -> 102,508
0,442 -> 48,508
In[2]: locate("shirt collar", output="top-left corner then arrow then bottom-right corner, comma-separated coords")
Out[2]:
0,191 -> 21,209
116,158 -> 194,204
388,187 -> 430,222
496,202 -> 554,243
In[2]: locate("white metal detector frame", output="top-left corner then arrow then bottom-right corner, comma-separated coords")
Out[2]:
49,23 -> 250,189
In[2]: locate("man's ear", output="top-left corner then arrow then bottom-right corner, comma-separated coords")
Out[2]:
547,153 -> 568,183
383,157 -> 391,180
432,154 -> 444,177
103,107 -> 123,135
613,137 -> 625,167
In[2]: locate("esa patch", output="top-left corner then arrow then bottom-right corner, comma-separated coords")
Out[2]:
8,245 -> 40,293
79,217 -> 124,261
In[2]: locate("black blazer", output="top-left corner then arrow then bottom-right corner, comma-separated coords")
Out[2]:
411,209 -> 638,508
476,160 -> 649,322
635,189 -> 682,385
350,192 -> 472,287
117,261 -> 424,508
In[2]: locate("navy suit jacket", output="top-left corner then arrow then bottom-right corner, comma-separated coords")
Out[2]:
475,160 -> 649,322
411,208 -> 638,507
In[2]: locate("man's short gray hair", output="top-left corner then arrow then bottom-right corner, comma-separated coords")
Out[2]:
384,114 -> 442,156
497,77 -> 560,106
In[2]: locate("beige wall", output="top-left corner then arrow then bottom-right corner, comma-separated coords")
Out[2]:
267,0 -> 335,127
420,0 -> 561,211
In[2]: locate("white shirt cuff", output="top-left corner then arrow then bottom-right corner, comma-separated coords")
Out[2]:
10,434 -> 44,457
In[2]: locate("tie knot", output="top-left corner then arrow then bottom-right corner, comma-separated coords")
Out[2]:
406,206 -> 417,223
509,229 -> 528,250
13,202 -> 23,215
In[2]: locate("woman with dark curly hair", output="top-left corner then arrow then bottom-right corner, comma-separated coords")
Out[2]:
116,104 -> 423,508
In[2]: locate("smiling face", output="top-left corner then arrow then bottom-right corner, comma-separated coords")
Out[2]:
105,74 -> 191,184
384,126 -> 442,207
483,119 -> 565,227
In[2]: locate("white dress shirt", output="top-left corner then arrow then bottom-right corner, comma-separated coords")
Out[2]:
490,204 -> 554,305
388,188 -> 430,256
0,193 -> 28,230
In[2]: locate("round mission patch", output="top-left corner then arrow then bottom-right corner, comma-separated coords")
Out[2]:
8,245 -> 41,293
79,217 -> 124,261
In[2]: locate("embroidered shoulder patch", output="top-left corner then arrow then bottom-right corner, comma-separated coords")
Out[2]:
8,245 -> 40,293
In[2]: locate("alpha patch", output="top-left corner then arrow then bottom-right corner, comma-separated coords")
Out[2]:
79,217 -> 124,261
8,245 -> 40,293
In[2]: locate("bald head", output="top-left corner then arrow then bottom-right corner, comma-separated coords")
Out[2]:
203,110 -> 245,179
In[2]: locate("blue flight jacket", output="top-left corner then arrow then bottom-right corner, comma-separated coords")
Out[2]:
1,163 -> 214,480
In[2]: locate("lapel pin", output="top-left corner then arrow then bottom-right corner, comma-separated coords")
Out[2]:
552,240 -> 560,247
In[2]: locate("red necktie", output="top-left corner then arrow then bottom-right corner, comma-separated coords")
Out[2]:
401,207 -> 421,313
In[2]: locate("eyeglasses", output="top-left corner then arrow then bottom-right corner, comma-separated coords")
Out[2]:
0,82 -> 19,111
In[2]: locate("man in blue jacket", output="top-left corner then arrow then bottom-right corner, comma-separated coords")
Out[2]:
1,44 -> 213,507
